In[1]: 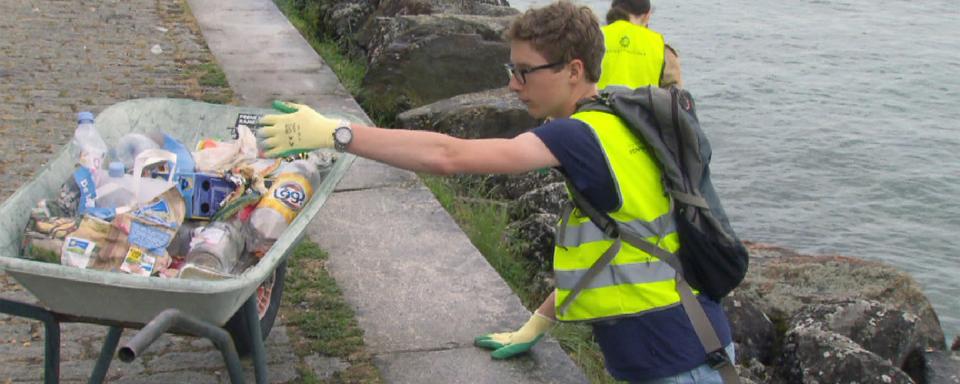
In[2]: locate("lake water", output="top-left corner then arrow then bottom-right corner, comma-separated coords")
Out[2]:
510,0 -> 960,342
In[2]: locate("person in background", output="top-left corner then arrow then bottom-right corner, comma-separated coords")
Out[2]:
599,0 -> 683,89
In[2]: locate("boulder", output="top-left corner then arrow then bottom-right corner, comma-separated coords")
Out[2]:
511,181 -> 566,219
781,320 -> 916,383
737,243 -> 946,352
319,1 -> 379,46
397,87 -> 538,139
790,300 -> 926,368
371,0 -> 517,19
360,14 -> 514,116
722,290 -> 776,365
479,169 -> 562,201
917,351 -> 960,384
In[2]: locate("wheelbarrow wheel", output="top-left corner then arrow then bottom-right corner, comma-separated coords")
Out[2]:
225,260 -> 286,357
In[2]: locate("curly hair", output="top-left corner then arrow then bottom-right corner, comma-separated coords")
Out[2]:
505,1 -> 604,83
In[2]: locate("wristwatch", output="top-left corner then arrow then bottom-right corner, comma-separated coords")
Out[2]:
333,120 -> 353,152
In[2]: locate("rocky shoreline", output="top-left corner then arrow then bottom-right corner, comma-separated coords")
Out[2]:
292,1 -> 959,382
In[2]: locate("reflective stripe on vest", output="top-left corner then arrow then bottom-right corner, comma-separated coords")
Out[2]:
556,213 -> 675,248
555,110 -> 680,322
598,20 -> 665,90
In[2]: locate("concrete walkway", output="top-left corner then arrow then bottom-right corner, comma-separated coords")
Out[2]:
187,0 -> 587,383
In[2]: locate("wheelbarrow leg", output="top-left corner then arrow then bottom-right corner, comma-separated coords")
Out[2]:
244,295 -> 268,384
0,298 -> 61,384
88,326 -> 122,384
43,315 -> 61,384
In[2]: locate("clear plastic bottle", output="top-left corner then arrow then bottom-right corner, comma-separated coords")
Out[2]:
72,111 -> 108,174
185,220 -> 245,274
247,159 -> 322,256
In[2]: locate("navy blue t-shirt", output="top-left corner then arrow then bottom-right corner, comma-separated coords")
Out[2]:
532,118 -> 733,382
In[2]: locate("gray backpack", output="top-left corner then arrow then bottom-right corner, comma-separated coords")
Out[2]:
564,85 -> 747,383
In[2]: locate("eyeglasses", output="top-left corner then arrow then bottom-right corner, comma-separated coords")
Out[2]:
504,61 -> 565,85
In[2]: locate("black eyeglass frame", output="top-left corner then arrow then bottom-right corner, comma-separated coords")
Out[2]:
504,61 -> 566,84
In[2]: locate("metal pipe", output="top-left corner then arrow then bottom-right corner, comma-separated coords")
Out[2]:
118,308 -> 245,384
244,296 -> 268,384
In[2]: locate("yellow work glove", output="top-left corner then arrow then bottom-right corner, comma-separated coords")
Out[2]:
257,101 -> 339,158
474,313 -> 554,359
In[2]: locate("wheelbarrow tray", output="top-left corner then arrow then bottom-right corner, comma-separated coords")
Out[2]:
0,98 -> 357,326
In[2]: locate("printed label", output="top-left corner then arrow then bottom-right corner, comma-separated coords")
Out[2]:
73,167 -> 97,214
128,221 -> 174,253
258,173 -> 313,223
120,246 -> 156,276
133,199 -> 175,227
232,113 -> 262,139
62,236 -> 95,268
273,181 -> 307,211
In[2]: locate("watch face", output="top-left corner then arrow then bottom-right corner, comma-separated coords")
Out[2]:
335,126 -> 353,143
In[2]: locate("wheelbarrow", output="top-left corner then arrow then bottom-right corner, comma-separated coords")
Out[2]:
0,98 -> 359,383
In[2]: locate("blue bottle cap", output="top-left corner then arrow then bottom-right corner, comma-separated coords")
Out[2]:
77,111 -> 95,123
108,161 -> 125,178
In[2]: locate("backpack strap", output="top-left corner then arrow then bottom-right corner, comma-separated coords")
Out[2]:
670,190 -> 709,209
556,180 -> 621,316
558,178 -> 741,384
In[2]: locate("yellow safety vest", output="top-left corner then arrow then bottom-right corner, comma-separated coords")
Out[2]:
554,110 -> 681,322
598,20 -> 665,90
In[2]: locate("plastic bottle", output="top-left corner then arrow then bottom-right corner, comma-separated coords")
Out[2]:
185,220 -> 245,274
72,111 -> 108,174
247,159 -> 322,256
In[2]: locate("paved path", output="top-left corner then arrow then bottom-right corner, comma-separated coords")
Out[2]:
0,0 -> 231,202
187,0 -> 586,382
0,1 -> 305,383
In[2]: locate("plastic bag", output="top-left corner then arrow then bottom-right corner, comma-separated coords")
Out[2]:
192,125 -> 259,173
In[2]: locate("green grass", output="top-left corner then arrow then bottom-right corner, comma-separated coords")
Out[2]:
553,324 -> 622,383
194,62 -> 228,87
281,241 -> 382,383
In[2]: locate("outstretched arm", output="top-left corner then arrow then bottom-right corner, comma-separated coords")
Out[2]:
258,101 -> 559,175
350,125 -> 557,175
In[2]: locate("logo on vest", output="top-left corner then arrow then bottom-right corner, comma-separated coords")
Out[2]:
619,36 -> 630,48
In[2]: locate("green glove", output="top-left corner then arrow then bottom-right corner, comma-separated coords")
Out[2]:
257,101 -> 339,158
473,313 -> 553,359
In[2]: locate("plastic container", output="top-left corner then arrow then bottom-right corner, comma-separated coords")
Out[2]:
248,159 -> 322,256
111,133 -> 160,172
95,162 -> 137,210
94,150 -> 179,213
185,220 -> 244,274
